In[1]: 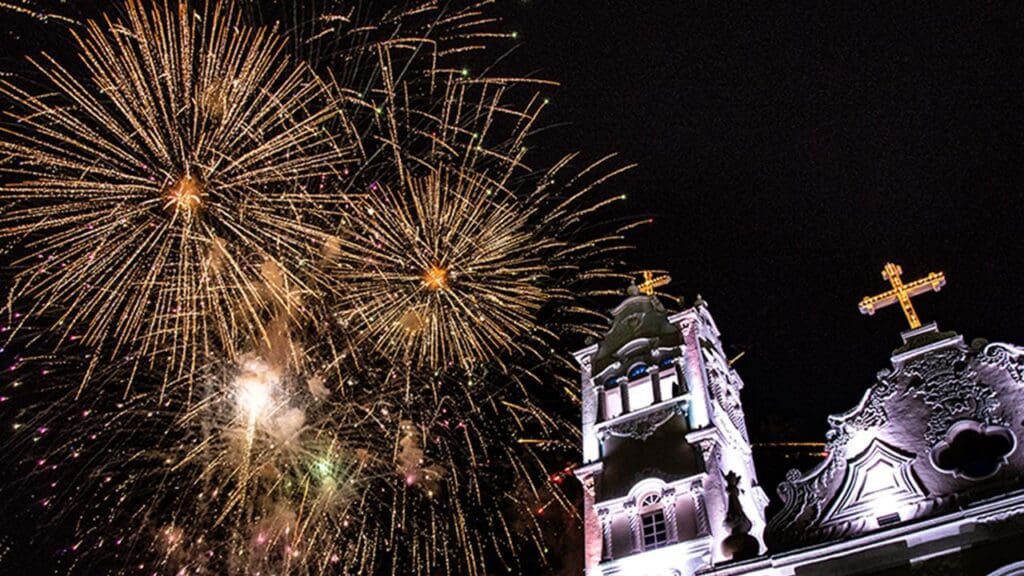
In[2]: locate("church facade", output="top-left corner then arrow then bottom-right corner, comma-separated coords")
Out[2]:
574,266 -> 1024,576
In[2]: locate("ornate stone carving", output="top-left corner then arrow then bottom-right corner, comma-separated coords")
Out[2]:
902,347 -> 1001,443
606,404 -> 682,440
980,342 -> 1024,382
690,482 -> 711,536
696,439 -> 718,471
583,475 -> 597,498
624,500 -> 642,552
699,336 -> 751,441
768,335 -> 1024,551
598,507 -> 613,560
660,487 -> 680,543
579,353 -> 593,374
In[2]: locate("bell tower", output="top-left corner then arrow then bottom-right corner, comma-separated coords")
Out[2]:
574,284 -> 767,575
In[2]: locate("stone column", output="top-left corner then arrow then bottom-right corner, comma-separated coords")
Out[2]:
598,507 -> 613,562
650,367 -> 663,403
674,359 -> 687,396
624,500 -> 643,552
661,487 -> 679,543
690,482 -> 711,537
583,476 -> 603,569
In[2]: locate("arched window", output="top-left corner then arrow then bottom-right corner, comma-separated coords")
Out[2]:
628,363 -> 649,380
639,492 -> 669,550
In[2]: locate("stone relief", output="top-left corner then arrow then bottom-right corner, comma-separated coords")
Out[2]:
901,347 -> 1001,444
605,404 -> 683,441
768,337 -> 1024,550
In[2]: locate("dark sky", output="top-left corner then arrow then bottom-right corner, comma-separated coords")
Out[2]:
506,1 -> 1024,445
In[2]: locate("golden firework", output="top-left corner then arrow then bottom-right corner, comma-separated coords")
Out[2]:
164,174 -> 205,216
0,0 -> 352,386
422,264 -> 450,292
335,168 -> 554,371
0,2 -> 635,575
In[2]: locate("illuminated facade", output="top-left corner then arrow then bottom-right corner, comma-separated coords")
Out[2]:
743,321 -> 1024,575
574,287 -> 767,576
575,280 -> 1024,575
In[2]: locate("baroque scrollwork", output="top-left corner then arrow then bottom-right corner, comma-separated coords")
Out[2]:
981,342 -> 1024,383
902,347 -> 1001,443
606,404 -> 682,440
768,336 -> 1024,551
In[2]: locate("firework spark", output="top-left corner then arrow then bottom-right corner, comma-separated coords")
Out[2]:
0,2 -> 637,575
327,33 -> 633,373
334,168 -> 554,371
0,0 -> 352,386
0,331 -> 382,575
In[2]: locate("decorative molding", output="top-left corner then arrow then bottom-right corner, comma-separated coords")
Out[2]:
605,404 -> 683,441
977,502 -> 1024,526
598,507 -> 613,560
624,500 -> 642,553
768,336 -> 1024,550
690,483 -> 711,536
821,438 -> 928,526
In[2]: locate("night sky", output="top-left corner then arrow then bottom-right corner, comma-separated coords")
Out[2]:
2,1 -> 1024,573
504,1 -> 1024,446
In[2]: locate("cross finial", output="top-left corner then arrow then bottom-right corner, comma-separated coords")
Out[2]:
858,262 -> 946,329
637,271 -> 671,296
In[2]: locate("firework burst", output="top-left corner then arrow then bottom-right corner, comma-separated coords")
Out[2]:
0,0 -> 352,386
0,330 -> 389,575
334,167 -> 553,371
1,338 -> 584,575
0,2 -> 640,575
326,30 -> 634,373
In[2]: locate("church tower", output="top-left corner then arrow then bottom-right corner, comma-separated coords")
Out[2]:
574,282 -> 767,576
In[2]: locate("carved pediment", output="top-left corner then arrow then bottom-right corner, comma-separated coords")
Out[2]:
822,438 -> 927,526
770,334 -> 1024,549
768,335 -> 1024,551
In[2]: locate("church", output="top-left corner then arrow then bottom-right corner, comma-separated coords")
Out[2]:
574,265 -> 1024,576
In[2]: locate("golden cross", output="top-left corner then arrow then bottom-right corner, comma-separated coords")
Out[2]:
858,262 -> 946,329
638,271 -> 671,296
